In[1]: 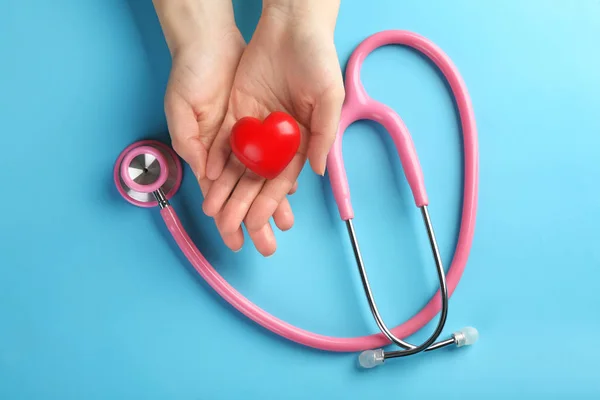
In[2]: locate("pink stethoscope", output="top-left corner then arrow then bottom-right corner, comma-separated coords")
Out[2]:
113,30 -> 479,369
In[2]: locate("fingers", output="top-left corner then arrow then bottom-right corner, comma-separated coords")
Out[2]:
198,177 -> 245,252
289,181 -> 298,195
206,112 -> 237,181
218,165 -> 295,237
216,217 -> 245,252
200,162 -> 292,255
244,198 -> 293,257
273,197 -> 294,231
165,91 -> 209,179
205,170 -> 279,256
202,153 -> 246,217
244,152 -> 305,233
219,169 -> 266,234
202,147 -> 298,255
247,223 -> 277,257
307,85 -> 345,176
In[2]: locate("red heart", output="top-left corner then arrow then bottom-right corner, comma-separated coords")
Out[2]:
229,111 -> 301,180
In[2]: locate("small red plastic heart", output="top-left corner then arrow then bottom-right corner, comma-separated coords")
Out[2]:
230,111 -> 301,180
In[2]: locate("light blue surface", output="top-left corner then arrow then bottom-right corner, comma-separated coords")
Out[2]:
1,0 -> 599,398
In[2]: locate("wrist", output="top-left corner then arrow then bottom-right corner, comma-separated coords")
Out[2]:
262,0 -> 340,31
153,0 -> 238,56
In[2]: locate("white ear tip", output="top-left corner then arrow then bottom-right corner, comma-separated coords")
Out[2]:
454,326 -> 479,347
358,348 -> 385,368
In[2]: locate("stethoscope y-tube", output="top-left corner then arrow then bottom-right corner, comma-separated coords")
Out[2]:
114,30 -> 479,369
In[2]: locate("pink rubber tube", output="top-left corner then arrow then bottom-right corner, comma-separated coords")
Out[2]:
161,30 -> 478,352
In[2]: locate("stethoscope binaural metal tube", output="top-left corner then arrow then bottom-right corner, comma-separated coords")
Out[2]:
346,205 -> 451,359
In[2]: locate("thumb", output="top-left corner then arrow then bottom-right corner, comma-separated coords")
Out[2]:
165,93 -> 208,180
308,85 -> 345,176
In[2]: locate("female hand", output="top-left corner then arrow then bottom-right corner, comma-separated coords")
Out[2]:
153,0 -> 297,253
202,0 -> 345,256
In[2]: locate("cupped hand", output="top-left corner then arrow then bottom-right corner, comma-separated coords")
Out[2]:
202,6 -> 345,256
163,25 -> 297,254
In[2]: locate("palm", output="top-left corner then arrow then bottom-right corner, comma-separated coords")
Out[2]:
165,32 -> 245,176
163,31 -> 254,252
203,16 -> 344,256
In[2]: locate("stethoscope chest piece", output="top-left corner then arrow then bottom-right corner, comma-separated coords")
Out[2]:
113,139 -> 183,208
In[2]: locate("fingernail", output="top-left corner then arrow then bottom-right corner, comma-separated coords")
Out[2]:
320,158 -> 327,176
194,164 -> 205,180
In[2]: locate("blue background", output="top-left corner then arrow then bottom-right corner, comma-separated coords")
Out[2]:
1,0 -> 599,398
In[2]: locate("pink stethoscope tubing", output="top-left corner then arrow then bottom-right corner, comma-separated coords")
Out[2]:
116,30 -> 478,353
